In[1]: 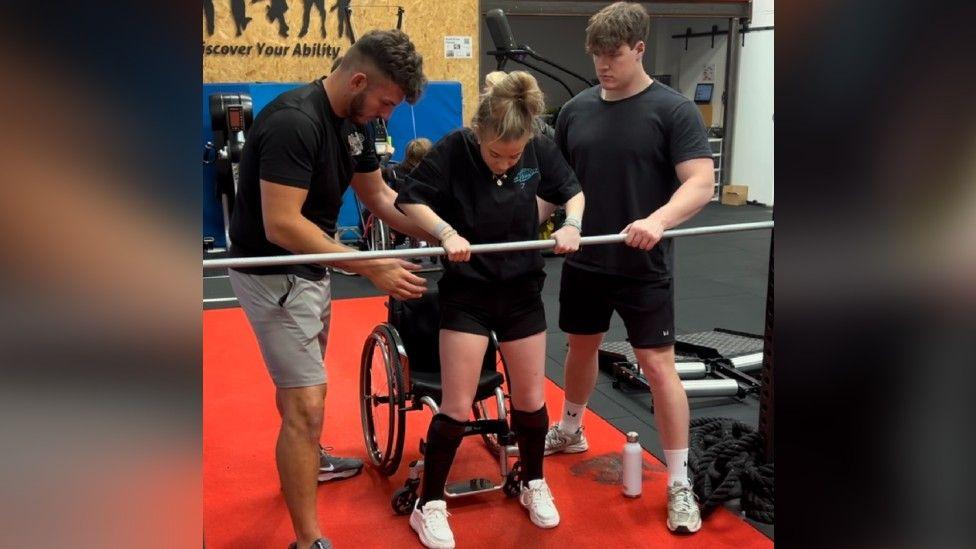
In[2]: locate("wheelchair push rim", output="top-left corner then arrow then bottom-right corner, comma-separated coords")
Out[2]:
359,324 -> 406,475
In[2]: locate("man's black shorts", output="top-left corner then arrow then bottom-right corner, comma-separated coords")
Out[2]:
438,272 -> 547,342
558,263 -> 674,348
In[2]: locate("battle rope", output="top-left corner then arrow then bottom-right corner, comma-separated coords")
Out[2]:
689,417 -> 774,523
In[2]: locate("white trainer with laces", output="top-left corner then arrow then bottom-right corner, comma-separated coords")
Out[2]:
519,478 -> 560,528
667,483 -> 702,533
409,499 -> 455,549
544,424 -> 589,456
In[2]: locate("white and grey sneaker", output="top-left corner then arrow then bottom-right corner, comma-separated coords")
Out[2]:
519,479 -> 560,528
667,483 -> 702,533
543,424 -> 589,456
409,500 -> 455,549
318,446 -> 363,482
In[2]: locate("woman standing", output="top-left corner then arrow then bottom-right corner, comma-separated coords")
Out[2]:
396,71 -> 585,549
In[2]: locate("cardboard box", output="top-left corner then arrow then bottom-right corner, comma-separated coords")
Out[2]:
721,184 -> 748,206
697,104 -> 713,126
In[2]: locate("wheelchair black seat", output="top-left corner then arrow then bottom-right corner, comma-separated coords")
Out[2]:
387,290 -> 502,401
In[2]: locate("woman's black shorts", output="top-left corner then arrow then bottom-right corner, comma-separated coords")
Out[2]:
437,272 -> 547,342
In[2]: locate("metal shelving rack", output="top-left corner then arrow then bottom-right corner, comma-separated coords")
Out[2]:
710,137 -> 723,200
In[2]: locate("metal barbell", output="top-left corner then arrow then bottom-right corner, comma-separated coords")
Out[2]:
202,220 -> 773,270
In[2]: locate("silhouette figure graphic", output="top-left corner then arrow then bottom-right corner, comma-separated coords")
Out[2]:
230,0 -> 252,36
204,0 -> 215,36
330,0 -> 353,41
298,0 -> 327,38
253,0 -> 290,38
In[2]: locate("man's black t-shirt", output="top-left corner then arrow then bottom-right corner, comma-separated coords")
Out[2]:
395,128 -> 581,282
229,77 -> 379,280
555,81 -> 711,280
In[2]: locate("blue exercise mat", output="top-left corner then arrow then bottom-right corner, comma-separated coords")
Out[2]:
203,81 -> 462,247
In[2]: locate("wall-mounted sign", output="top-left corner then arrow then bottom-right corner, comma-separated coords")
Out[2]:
203,0 -> 354,42
203,42 -> 343,59
444,36 -> 472,59
202,0 -> 483,124
202,0 -> 363,63
702,63 -> 716,82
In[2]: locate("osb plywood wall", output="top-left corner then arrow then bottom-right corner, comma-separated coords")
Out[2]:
203,0 -> 480,120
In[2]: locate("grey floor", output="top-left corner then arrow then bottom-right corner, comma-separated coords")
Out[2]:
203,202 -> 773,538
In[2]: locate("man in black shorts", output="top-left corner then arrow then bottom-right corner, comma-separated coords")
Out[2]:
227,30 -> 429,549
544,2 -> 715,534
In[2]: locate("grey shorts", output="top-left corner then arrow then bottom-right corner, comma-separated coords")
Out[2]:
228,269 -> 332,388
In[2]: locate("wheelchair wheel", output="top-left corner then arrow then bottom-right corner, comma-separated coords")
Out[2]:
391,485 -> 419,515
367,216 -> 392,251
360,324 -> 407,476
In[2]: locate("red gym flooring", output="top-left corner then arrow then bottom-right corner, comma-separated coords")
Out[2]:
203,295 -> 773,548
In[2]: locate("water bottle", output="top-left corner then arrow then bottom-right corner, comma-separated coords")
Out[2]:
622,431 -> 642,497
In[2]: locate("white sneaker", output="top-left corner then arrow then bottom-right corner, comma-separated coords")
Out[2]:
519,479 -> 560,528
409,499 -> 455,549
544,424 -> 589,456
667,483 -> 702,534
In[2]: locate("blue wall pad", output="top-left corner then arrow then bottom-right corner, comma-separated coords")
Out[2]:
203,81 -> 462,248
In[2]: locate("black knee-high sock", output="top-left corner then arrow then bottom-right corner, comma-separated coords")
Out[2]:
419,413 -> 466,505
511,405 -> 549,486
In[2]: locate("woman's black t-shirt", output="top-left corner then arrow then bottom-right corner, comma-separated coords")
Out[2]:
395,128 -> 581,282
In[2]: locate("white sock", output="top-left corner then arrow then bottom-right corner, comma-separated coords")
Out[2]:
558,399 -> 586,433
664,448 -> 690,487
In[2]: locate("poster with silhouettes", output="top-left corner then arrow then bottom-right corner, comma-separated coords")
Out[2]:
202,0 -> 484,123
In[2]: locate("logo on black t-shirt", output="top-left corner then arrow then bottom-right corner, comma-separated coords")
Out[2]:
348,131 -> 365,156
513,168 -> 539,190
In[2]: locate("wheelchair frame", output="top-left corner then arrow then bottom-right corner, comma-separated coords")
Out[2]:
359,298 -> 523,515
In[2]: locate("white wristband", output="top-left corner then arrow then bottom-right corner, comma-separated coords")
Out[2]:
563,217 -> 582,232
434,222 -> 454,239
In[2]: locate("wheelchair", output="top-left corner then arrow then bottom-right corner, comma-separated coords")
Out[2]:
359,291 -> 523,515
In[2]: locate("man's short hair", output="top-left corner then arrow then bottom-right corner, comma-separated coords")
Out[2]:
585,2 -> 650,55
343,29 -> 427,104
